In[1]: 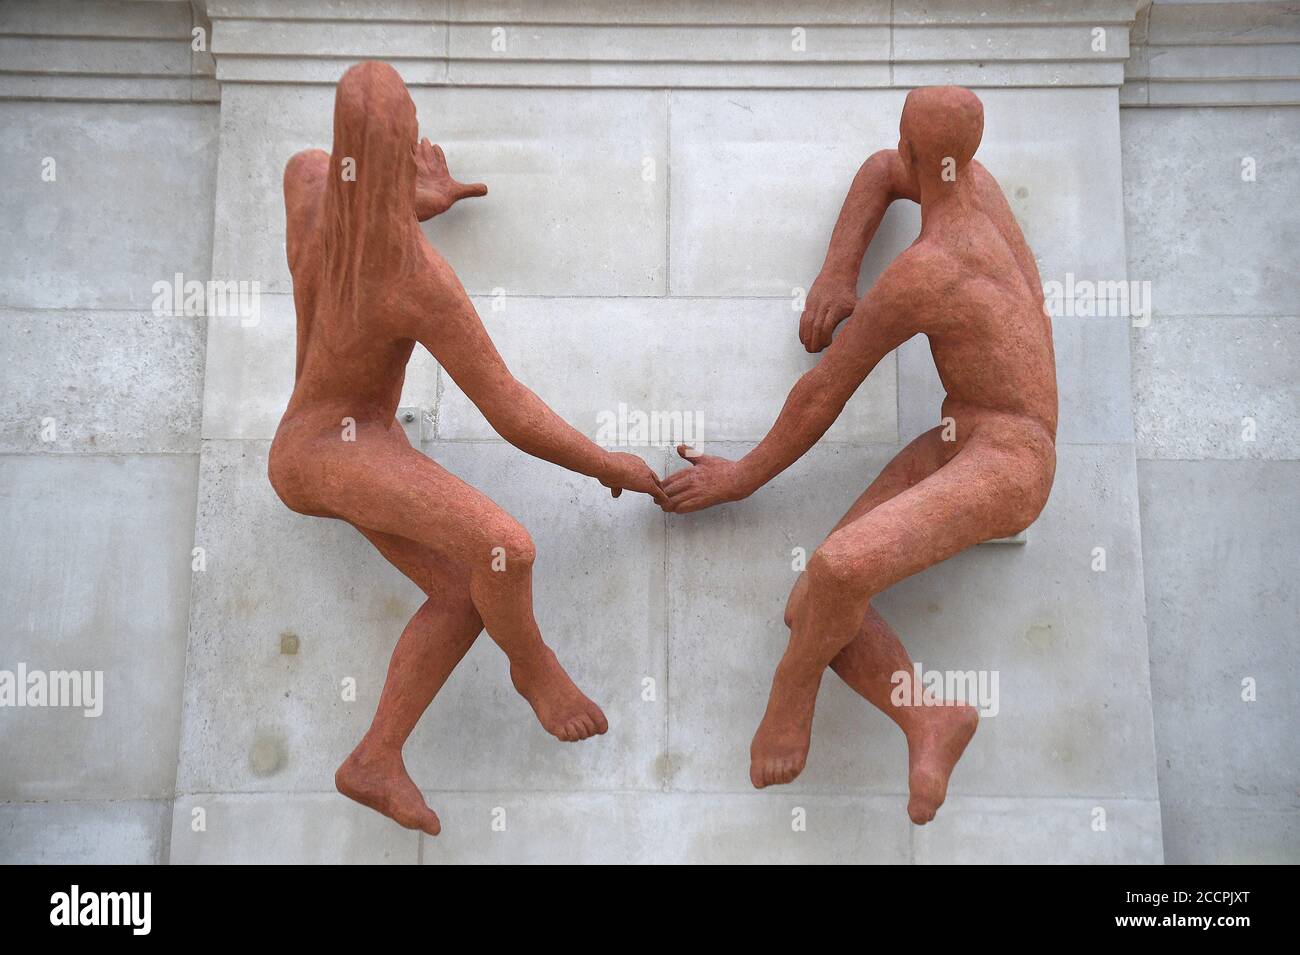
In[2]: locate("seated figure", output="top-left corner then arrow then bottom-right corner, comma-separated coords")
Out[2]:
663,86 -> 1058,824
270,61 -> 665,836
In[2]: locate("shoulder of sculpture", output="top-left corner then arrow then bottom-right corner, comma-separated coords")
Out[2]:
892,240 -> 954,282
869,148 -> 915,199
284,149 -> 330,190
286,148 -> 328,171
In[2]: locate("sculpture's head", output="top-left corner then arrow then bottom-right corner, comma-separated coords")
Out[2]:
329,60 -> 419,221
898,86 -> 984,193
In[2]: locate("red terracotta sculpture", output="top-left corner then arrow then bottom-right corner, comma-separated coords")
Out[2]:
663,87 -> 1058,824
268,61 -> 665,836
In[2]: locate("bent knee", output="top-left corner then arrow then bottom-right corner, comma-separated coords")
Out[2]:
1000,454 -> 1056,535
806,542 -> 873,600
482,524 -> 536,572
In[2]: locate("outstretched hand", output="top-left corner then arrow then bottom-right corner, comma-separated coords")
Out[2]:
413,138 -> 487,220
599,451 -> 669,508
661,445 -> 748,513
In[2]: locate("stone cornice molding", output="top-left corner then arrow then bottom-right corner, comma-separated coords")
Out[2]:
204,0 -> 1139,89
1,0 -> 1154,101
0,0 -> 217,103
1123,1 -> 1300,107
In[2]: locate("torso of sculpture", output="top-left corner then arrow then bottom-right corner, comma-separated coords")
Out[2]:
662,86 -> 1057,823
268,61 -> 664,836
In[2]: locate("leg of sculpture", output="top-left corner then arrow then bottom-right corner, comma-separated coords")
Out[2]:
336,599 -> 480,836
331,529 -> 481,836
830,610 -> 977,823
785,590 -> 978,823
776,426 -> 979,821
751,419 -> 1052,791
276,422 -> 610,744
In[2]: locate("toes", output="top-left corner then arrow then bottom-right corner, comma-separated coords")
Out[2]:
908,799 -> 936,825
553,709 -> 607,742
396,804 -> 442,836
548,702 -> 614,742
745,755 -> 806,788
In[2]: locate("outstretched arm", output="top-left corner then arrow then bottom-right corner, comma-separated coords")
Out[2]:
409,261 -> 666,505
664,262 -> 920,513
414,139 -> 487,221
800,148 -> 919,353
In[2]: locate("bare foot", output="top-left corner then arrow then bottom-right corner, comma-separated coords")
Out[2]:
749,665 -> 821,788
905,702 -> 978,824
509,648 -> 608,742
335,743 -> 441,836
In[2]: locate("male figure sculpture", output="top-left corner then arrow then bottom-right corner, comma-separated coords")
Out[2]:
662,87 -> 1057,824
269,61 -> 665,835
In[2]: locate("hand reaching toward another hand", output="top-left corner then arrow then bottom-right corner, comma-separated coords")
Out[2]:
599,451 -> 669,508
661,445 -> 750,513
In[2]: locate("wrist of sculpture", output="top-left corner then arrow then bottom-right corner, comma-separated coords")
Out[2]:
733,459 -> 763,500
594,448 -> 618,481
815,260 -> 859,288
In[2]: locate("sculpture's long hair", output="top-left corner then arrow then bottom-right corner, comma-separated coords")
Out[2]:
320,61 -> 420,331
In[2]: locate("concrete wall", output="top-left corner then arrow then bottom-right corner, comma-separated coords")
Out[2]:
0,0 -> 1292,864
1122,1 -> 1300,864
0,0 -> 217,863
